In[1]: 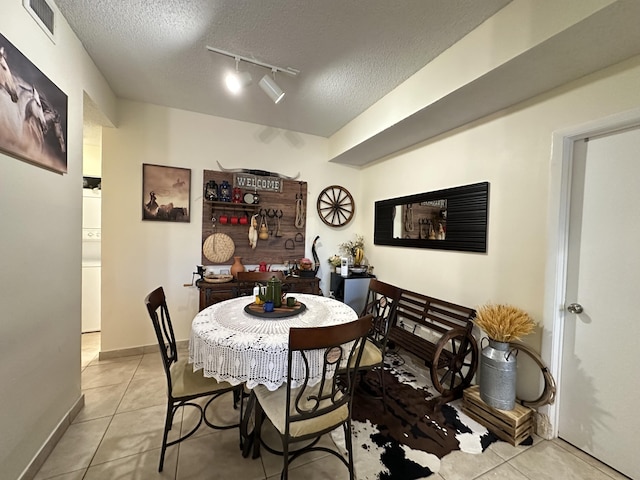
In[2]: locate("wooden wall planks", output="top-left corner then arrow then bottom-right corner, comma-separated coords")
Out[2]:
201,170 -> 308,266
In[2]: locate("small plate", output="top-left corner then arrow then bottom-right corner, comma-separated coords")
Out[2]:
243,192 -> 255,204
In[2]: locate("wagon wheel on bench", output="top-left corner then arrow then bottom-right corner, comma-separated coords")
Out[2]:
430,328 -> 478,400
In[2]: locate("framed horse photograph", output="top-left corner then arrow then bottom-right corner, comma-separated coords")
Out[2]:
142,163 -> 191,222
0,33 -> 68,174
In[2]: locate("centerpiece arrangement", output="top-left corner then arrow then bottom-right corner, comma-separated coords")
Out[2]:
328,235 -> 367,274
473,303 -> 536,410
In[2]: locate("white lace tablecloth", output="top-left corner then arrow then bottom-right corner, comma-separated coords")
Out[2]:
189,294 -> 358,391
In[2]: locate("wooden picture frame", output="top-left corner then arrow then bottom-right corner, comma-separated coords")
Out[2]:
142,164 -> 191,222
0,33 -> 68,173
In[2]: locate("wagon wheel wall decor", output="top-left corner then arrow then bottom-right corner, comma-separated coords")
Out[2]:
317,185 -> 354,227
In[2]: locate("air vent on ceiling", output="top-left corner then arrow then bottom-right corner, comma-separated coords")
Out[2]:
23,0 -> 55,42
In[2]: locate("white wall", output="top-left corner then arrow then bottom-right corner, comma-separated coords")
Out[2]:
83,144 -> 101,177
100,100 -> 363,353
0,3 -> 115,478
360,55 -> 640,398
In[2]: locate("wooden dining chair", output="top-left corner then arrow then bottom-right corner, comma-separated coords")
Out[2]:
354,279 -> 402,405
251,314 -> 373,480
235,271 -> 285,297
236,271 -> 285,283
144,286 -> 242,472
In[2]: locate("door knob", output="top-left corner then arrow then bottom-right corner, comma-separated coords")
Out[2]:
567,303 -> 583,314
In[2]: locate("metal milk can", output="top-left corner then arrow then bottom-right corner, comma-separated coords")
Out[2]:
479,338 -> 517,410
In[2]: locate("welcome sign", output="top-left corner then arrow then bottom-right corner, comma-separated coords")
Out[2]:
233,173 -> 283,192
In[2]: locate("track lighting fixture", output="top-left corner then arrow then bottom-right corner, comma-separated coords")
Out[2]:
259,71 -> 285,104
206,46 -> 299,104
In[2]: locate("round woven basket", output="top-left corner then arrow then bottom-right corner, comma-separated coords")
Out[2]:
202,233 -> 235,263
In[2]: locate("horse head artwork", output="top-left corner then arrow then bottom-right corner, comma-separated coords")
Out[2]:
23,85 -> 46,137
43,107 -> 66,153
0,46 -> 18,103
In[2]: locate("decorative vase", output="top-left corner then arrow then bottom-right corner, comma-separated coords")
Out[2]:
479,338 -> 517,410
230,256 -> 245,278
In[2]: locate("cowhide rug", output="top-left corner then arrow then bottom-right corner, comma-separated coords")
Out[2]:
331,353 -> 510,480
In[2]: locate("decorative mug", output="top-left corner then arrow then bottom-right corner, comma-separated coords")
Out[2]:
287,297 -> 296,307
239,216 -> 248,225
230,215 -> 239,225
263,301 -> 274,313
219,215 -> 228,224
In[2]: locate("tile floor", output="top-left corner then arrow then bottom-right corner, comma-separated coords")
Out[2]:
32,332 -> 629,480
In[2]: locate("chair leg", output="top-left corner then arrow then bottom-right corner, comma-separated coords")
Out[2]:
238,388 -> 244,449
252,397 -> 264,459
158,399 -> 174,472
233,387 -> 242,409
281,436 -> 290,480
344,419 -> 355,480
378,364 -> 386,411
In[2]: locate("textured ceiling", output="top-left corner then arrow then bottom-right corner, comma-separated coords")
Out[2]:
54,0 -> 512,137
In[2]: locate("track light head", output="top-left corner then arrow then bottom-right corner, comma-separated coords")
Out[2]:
259,74 -> 285,104
225,70 -> 252,94
225,58 -> 252,94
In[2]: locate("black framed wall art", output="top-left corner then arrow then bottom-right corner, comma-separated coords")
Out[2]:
142,164 -> 191,222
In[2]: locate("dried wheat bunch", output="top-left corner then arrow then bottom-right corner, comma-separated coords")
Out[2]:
473,303 -> 536,342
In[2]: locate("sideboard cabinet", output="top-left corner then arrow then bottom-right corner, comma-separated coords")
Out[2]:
197,276 -> 320,311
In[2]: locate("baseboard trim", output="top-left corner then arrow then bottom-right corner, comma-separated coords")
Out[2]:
19,394 -> 85,480
98,340 -> 189,360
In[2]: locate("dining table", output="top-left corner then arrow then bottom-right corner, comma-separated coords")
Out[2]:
189,293 -> 359,392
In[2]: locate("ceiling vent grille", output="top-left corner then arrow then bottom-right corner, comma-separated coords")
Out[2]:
23,0 -> 55,42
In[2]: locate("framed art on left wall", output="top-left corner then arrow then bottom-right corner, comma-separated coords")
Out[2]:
142,164 -> 191,222
0,32 -> 68,174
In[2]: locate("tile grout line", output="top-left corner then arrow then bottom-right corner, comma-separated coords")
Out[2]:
80,354 -> 144,475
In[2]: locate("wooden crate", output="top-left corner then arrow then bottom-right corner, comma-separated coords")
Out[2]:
462,386 -> 533,446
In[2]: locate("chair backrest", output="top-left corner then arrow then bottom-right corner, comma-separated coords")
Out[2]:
236,271 -> 285,283
235,271 -> 286,297
360,279 -> 402,350
144,286 -> 177,390
285,314 -> 373,434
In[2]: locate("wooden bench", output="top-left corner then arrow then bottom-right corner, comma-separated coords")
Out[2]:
387,288 -> 478,402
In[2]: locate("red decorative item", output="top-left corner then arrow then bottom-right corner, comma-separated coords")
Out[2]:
232,187 -> 242,203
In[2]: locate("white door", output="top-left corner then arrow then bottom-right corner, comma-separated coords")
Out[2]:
559,126 -> 640,479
